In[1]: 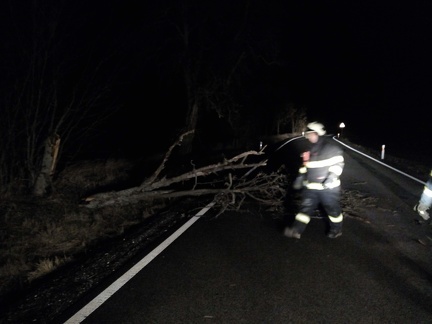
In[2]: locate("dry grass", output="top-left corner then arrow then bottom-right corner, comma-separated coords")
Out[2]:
27,256 -> 72,282
0,157 -> 169,298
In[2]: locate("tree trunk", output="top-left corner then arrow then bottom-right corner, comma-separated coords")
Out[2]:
32,134 -> 60,196
179,88 -> 199,155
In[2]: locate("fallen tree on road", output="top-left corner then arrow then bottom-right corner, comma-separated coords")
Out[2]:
82,130 -> 288,215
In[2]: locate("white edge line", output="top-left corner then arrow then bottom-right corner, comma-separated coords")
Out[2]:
64,201 -> 216,324
332,136 -> 426,186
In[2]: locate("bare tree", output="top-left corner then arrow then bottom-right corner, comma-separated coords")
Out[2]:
288,105 -> 308,134
160,1 -> 270,153
273,103 -> 308,135
0,1 -> 119,196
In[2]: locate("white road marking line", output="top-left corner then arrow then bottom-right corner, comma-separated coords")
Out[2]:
64,201 -> 215,324
334,137 -> 425,185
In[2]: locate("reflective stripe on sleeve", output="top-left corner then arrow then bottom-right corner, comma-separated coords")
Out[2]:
328,165 -> 343,175
324,179 -> 341,189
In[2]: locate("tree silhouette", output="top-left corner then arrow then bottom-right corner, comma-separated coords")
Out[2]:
0,1 -> 120,196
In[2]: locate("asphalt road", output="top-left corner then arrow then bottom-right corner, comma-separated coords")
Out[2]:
60,138 -> 432,323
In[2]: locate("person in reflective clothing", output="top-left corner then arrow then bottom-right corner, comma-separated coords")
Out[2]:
414,169 -> 432,221
284,122 -> 345,239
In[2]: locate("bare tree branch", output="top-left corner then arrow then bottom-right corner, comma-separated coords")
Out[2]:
142,130 -> 194,186
81,132 -> 288,212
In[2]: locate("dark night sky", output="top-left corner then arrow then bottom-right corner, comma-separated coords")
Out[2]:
1,1 -> 431,162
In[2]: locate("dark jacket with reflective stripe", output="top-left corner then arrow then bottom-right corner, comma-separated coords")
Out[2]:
299,137 -> 344,189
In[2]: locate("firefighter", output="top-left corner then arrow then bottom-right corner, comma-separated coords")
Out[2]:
284,122 -> 345,239
414,169 -> 432,221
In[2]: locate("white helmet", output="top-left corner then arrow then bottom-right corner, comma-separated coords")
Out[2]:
305,122 -> 326,136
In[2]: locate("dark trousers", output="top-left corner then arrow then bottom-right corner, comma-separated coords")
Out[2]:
293,187 -> 343,234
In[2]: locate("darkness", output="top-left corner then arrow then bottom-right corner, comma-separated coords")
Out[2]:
1,1 -> 431,163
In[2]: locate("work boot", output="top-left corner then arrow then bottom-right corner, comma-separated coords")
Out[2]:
327,228 -> 342,239
284,227 -> 301,239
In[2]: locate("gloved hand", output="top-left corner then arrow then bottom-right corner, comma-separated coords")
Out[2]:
322,177 -> 333,189
292,175 -> 304,190
414,203 -> 430,220
323,173 -> 337,189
